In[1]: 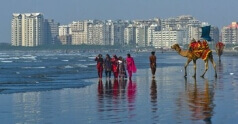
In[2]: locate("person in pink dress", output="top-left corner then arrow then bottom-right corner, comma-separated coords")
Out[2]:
126,53 -> 137,80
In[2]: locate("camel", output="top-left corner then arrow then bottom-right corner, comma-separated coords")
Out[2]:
171,43 -> 217,78
215,42 -> 225,62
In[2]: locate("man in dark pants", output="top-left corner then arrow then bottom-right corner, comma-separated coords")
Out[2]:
149,51 -> 156,78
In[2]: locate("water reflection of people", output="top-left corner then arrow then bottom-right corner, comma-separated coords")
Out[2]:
150,79 -> 158,121
98,79 -> 104,96
185,77 -> 215,123
217,62 -> 224,90
127,79 -> 137,111
105,79 -> 112,95
97,79 -> 137,120
97,79 -> 104,112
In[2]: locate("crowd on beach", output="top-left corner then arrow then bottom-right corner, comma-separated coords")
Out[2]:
95,52 -> 157,81
95,53 -> 137,80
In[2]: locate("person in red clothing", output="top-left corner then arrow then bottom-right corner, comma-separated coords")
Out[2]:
95,54 -> 104,80
126,53 -> 137,80
111,55 -> 119,79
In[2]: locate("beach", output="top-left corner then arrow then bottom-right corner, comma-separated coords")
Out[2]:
0,51 -> 238,123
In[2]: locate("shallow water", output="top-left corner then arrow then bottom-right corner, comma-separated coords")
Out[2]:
0,51 -> 238,123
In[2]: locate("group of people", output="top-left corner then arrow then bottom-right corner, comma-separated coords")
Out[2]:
95,53 -> 137,80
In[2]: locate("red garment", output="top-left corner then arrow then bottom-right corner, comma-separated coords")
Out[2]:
126,57 -> 137,73
216,42 -> 225,49
95,57 -> 103,78
111,57 -> 119,78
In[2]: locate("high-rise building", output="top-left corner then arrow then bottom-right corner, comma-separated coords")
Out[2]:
221,22 -> 238,44
11,13 -> 44,46
124,24 -> 136,46
87,20 -> 104,45
152,30 -> 183,49
114,20 -> 128,46
45,19 -> 60,44
135,24 -> 148,47
58,25 -> 72,45
104,20 -> 114,45
70,21 -> 88,45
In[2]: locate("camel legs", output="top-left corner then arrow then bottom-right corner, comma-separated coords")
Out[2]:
184,59 -> 192,77
192,59 -> 196,77
201,60 -> 209,78
209,56 -> 217,77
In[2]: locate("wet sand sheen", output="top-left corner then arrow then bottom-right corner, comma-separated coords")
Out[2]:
0,52 -> 237,123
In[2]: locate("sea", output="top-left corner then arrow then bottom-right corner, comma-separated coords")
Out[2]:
0,50 -> 238,123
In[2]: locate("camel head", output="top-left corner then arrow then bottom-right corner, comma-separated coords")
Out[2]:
171,44 -> 181,52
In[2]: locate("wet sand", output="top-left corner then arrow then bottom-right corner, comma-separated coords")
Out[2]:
0,53 -> 238,123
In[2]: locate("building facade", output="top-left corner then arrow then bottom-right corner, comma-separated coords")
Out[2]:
70,21 -> 88,45
221,22 -> 238,44
11,13 -> 44,46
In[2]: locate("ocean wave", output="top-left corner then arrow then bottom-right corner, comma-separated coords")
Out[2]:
78,60 -> 86,61
62,60 -> 69,62
75,64 -> 88,68
88,56 -> 96,59
86,63 -> 95,66
1,61 -> 13,63
9,57 -> 20,60
22,66 -> 46,69
64,65 -> 73,68
20,55 -> 37,60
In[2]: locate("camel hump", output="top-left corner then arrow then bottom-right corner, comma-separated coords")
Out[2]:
189,41 -> 203,51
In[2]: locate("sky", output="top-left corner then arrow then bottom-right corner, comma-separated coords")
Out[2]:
0,0 -> 237,43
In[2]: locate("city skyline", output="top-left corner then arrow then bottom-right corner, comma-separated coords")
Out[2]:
1,0 -> 238,43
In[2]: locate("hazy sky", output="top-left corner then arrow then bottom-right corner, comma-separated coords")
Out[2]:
1,0 -> 237,43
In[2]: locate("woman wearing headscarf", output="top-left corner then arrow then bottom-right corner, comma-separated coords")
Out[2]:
126,53 -> 136,80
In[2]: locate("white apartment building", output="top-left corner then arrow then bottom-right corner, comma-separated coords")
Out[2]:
152,30 -> 183,49
59,25 -> 71,36
135,24 -> 148,47
11,13 -> 44,46
148,23 -> 160,47
87,22 -> 104,45
58,25 -> 72,45
124,24 -> 136,46
70,21 -> 88,45
221,22 -> 238,44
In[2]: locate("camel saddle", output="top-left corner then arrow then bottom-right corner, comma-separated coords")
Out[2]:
189,41 -> 211,60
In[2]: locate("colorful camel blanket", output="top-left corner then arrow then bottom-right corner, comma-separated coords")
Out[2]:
189,41 -> 211,60
216,42 -> 225,49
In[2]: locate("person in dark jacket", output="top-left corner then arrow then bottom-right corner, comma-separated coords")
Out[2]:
104,54 -> 112,79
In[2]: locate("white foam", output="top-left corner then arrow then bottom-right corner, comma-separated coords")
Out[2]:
1,61 -> 13,63
64,65 -> 73,68
78,60 -> 86,61
22,66 -> 46,69
75,64 -> 88,68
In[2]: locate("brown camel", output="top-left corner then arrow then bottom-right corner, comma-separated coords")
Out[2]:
215,42 -> 225,62
171,44 -> 217,78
